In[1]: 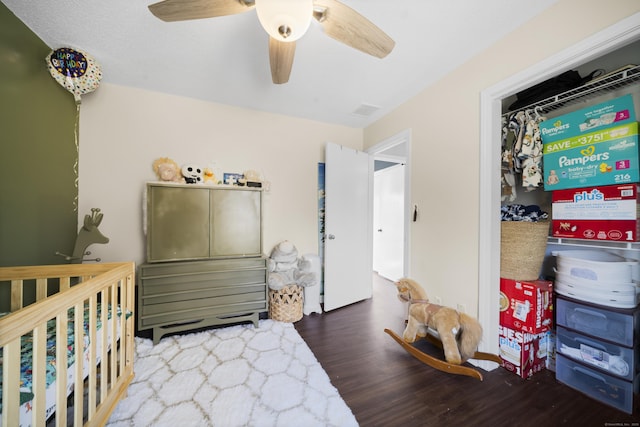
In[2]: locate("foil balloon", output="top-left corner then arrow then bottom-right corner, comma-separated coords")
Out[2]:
46,47 -> 102,103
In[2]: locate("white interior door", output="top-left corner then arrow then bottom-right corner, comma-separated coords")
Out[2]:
323,142 -> 372,311
373,164 -> 405,281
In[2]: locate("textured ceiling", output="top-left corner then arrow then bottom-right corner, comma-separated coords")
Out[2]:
2,0 -> 558,127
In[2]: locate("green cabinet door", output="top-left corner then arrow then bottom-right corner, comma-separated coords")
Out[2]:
147,185 -> 210,262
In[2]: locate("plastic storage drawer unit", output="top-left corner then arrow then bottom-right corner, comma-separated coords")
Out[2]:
556,354 -> 639,414
556,296 -> 639,347
556,326 -> 639,381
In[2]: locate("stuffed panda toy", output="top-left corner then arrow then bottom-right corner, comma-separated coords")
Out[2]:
181,164 -> 203,184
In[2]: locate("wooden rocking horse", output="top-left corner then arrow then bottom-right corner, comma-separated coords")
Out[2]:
384,278 -> 502,381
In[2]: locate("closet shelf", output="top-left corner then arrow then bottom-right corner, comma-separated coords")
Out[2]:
505,64 -> 640,115
547,236 -> 639,251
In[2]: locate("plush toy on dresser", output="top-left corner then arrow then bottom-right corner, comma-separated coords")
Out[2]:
203,167 -> 217,184
182,164 -> 204,184
152,157 -> 184,183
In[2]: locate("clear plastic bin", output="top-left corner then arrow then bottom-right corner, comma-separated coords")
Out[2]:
556,325 -> 638,381
556,296 -> 639,347
556,354 -> 639,414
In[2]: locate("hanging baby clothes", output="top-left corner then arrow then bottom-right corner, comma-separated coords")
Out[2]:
505,108 -> 546,192
501,116 -> 517,202
502,111 -> 526,201
519,109 -> 545,191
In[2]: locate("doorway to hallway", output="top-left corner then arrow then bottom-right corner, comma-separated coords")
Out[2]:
369,130 -> 411,282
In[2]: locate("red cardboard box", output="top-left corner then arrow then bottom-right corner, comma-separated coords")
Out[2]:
499,325 -> 550,378
551,184 -> 640,242
499,278 -> 553,334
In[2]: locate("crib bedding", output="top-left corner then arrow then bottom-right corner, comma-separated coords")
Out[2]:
0,302 -> 125,426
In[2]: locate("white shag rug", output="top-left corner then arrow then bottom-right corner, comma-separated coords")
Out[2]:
107,320 -> 358,427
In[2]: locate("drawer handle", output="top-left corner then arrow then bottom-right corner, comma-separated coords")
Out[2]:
574,336 -> 607,352
573,307 -> 607,319
573,365 -> 606,383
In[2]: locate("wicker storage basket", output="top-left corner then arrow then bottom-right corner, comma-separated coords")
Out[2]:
268,284 -> 303,322
500,221 -> 550,281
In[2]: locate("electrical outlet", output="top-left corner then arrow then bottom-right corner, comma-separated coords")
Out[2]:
435,296 -> 442,305
457,304 -> 466,313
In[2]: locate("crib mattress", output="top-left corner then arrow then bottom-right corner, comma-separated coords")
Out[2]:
0,303 -> 123,427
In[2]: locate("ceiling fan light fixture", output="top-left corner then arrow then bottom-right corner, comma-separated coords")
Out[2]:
256,0 -> 313,42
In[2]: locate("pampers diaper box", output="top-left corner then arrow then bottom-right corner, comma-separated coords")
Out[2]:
551,184 -> 640,242
542,121 -> 638,191
539,93 -> 636,143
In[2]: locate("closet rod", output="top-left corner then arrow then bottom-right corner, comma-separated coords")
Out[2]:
503,64 -> 640,117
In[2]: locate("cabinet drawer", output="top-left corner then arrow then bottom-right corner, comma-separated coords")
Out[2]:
556,296 -> 639,347
139,292 -> 267,328
142,282 -> 266,305
140,269 -> 266,296
556,326 -> 638,381
556,354 -> 639,414
139,258 -> 266,277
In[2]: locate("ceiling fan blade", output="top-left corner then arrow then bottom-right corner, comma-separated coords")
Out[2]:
313,0 -> 394,58
148,0 -> 254,22
269,38 -> 296,84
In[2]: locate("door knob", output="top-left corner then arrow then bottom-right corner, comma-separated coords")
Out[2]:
377,229 -> 383,232
327,234 -> 335,240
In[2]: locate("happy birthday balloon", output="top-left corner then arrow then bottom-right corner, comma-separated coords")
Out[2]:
46,47 -> 102,103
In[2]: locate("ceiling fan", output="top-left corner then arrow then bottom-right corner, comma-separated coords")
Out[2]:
148,0 -> 395,84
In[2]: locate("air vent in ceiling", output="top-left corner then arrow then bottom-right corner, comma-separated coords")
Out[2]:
351,103 -> 381,117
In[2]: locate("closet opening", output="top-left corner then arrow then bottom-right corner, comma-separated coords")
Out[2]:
477,13 -> 640,371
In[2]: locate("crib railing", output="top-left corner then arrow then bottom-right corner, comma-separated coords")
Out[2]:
0,262 -> 135,427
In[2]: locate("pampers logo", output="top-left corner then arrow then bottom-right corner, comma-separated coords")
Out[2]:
573,189 -> 604,203
609,138 -> 636,151
541,120 -> 570,136
558,145 -> 610,167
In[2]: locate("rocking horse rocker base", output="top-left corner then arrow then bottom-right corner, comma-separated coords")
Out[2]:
388,278 -> 502,381
384,328 -> 502,381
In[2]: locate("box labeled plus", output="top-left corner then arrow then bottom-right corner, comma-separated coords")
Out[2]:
551,184 -> 640,242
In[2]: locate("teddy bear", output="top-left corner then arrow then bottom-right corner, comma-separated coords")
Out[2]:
152,157 -> 184,183
267,241 -> 317,291
395,277 -> 483,365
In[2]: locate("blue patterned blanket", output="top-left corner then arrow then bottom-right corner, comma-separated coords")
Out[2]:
0,302 -> 124,416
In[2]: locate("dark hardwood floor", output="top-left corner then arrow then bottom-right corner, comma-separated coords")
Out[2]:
294,274 -> 639,427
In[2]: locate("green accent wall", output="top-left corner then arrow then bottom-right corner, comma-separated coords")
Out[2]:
0,3 -> 78,309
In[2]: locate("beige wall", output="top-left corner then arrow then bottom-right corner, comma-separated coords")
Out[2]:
77,0 -> 640,311
78,83 -> 361,266
364,0 -> 640,314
